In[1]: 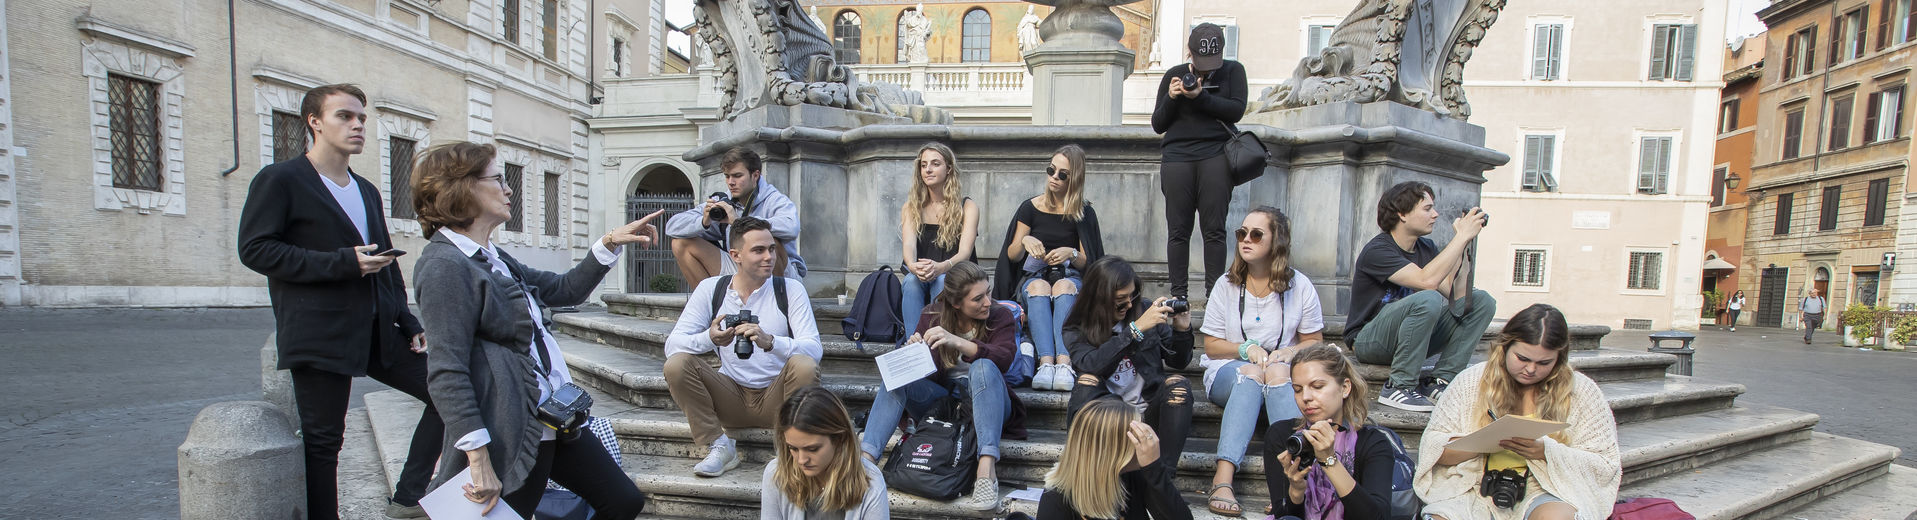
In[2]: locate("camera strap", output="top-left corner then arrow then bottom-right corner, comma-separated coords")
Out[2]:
708,274 -> 791,327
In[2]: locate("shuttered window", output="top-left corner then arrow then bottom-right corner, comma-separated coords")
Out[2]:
1636,136 -> 1672,194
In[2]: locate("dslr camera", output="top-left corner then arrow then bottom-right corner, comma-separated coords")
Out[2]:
725,309 -> 760,359
1179,72 -> 1199,90
1480,466 -> 1529,508
1279,423 -> 1349,467
534,382 -> 594,443
1164,297 -> 1190,315
707,192 -> 746,223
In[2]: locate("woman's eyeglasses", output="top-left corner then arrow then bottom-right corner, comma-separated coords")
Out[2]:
1045,166 -> 1070,181
1235,227 -> 1266,244
478,174 -> 508,189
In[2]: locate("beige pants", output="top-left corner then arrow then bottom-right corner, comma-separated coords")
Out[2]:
663,353 -> 820,446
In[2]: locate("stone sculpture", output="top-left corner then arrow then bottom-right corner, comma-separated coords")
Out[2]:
1256,0 -> 1506,120
901,5 -> 931,63
692,0 -> 951,123
1018,5 -> 1043,55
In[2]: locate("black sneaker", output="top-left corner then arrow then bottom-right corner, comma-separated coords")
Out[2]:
1378,385 -> 1436,412
1419,376 -> 1451,401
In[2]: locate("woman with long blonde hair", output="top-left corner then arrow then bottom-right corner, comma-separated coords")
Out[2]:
1037,396 -> 1191,520
1415,304 -> 1621,520
899,142 -> 980,334
993,144 -> 1107,392
1262,344 -> 1405,520
763,386 -> 889,519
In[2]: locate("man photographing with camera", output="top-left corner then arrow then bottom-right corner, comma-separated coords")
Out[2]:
667,147 -> 806,283
663,217 -> 823,478
1347,181 -> 1497,413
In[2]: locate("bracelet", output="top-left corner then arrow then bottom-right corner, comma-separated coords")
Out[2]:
1129,322 -> 1145,342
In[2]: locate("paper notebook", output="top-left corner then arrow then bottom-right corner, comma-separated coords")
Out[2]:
1444,414 -> 1569,453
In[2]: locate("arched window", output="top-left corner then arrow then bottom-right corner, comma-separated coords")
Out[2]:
834,11 -> 863,64
895,8 -> 914,64
962,9 -> 992,62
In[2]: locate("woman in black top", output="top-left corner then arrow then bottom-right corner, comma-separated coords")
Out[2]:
1062,257 -> 1195,463
899,142 -> 979,334
1262,344 -> 1403,520
994,144 -> 1106,392
1151,22 -> 1250,300
1037,396 -> 1192,520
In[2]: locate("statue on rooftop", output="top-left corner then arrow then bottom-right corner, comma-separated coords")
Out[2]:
1256,0 -> 1506,120
692,0 -> 952,123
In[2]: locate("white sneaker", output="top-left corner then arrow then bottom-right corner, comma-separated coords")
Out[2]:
1051,364 -> 1076,392
693,436 -> 740,477
1032,364 -> 1056,391
967,476 -> 1000,511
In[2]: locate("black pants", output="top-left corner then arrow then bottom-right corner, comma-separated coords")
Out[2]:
1068,373 -> 1194,462
501,431 -> 648,520
1161,154 -> 1234,298
289,342 -> 443,518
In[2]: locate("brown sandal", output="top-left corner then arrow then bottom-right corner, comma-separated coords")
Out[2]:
1207,483 -> 1244,517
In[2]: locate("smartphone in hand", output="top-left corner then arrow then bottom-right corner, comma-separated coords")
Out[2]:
372,248 -> 407,257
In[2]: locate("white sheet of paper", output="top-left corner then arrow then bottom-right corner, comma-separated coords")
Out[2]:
1444,415 -> 1569,453
1006,486 -> 1045,502
419,467 -> 524,520
875,341 -> 937,391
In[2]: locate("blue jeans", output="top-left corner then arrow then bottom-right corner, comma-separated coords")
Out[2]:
1207,361 -> 1302,466
900,273 -> 946,335
1352,289 -> 1497,389
1019,272 -> 1081,359
860,358 -> 1013,460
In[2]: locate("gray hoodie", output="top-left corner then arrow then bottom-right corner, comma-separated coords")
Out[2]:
665,176 -> 806,278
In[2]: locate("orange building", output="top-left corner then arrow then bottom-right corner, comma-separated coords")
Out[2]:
807,1 -> 1156,67
1708,36 -> 1764,325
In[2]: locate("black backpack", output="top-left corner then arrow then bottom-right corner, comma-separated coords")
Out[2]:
708,275 -> 790,323
881,385 -> 977,500
842,265 -> 906,351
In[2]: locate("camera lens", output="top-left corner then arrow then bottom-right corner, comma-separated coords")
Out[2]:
1283,431 -> 1312,466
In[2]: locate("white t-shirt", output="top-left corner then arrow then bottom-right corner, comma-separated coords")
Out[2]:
322,174 -> 371,244
1728,296 -> 1743,311
1198,271 -> 1325,390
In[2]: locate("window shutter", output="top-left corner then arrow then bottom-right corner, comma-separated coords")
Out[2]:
1784,33 -> 1798,80
1655,137 -> 1672,194
1522,136 -> 1542,189
1866,92 -> 1882,142
1225,25 -> 1239,60
1540,136 -> 1558,190
1649,25 -> 1671,80
1830,19 -> 1843,66
1857,10 -> 1871,59
1533,26 -> 1553,79
1881,0 -> 1893,50
1892,88 -> 1906,138
1638,137 -> 1660,192
1907,1 -> 1917,44
1805,26 -> 1818,75
1677,25 -> 1697,81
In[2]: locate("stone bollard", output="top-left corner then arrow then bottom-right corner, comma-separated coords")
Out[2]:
260,336 -> 297,424
179,400 -> 305,520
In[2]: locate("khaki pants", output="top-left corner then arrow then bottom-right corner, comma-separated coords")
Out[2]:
663,353 -> 820,446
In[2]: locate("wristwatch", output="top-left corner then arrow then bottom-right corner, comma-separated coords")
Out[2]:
1320,455 -> 1339,467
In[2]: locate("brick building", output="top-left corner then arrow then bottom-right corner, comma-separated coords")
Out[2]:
1709,36 -> 1765,325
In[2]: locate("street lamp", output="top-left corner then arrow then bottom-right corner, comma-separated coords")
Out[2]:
1725,172 -> 1741,190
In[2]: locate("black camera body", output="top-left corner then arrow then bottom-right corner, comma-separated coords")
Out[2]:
725,309 -> 759,358
1180,73 -> 1199,90
1480,467 -> 1528,508
1038,264 -> 1069,284
1281,431 -> 1316,467
1164,297 -> 1189,315
707,192 -> 745,222
535,382 -> 594,443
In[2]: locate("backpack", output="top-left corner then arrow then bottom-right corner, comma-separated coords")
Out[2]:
995,300 -> 1037,387
1609,498 -> 1695,520
708,275 -> 791,325
1369,425 -> 1423,520
843,266 -> 906,351
881,383 -> 977,500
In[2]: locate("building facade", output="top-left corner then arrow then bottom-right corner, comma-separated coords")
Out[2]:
1743,0 -> 1907,329
2,0 -> 650,306
1709,36 -> 1765,326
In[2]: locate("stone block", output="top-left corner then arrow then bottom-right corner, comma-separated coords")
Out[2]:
260,336 -> 297,428
177,400 -> 304,520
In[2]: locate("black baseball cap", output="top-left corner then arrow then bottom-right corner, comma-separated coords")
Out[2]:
1189,23 -> 1225,72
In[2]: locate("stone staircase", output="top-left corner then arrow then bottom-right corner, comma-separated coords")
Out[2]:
354,294 -> 1917,520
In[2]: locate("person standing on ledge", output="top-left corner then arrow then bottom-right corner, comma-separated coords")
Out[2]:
1152,22 -> 1249,300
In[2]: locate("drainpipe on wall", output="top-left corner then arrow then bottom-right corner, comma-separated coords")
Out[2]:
217,0 -> 240,177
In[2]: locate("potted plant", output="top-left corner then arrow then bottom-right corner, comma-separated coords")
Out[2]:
1840,303 -> 1881,347
648,273 -> 682,293
1700,290 -> 1723,325
1890,314 -> 1917,351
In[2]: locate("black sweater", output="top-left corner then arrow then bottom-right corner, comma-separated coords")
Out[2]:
1036,461 -> 1193,520
1262,419 -> 1400,520
1061,305 -> 1196,418
1150,61 -> 1249,162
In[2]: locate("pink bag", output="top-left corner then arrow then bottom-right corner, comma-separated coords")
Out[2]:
1609,498 -> 1695,520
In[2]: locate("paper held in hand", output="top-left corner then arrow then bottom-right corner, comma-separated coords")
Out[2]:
876,342 -> 937,391
1444,415 -> 1569,453
419,467 -> 525,519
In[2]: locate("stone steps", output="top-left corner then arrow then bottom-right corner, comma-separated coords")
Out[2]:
598,293 -> 1613,350
1618,432 -> 1902,520
556,334 -> 1735,440
1761,463 -> 1917,520
552,310 -> 1659,386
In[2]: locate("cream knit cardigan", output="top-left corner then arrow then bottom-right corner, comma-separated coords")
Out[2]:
1414,363 -> 1622,520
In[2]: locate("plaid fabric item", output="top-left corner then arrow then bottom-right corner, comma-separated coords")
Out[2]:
546,416 -> 621,491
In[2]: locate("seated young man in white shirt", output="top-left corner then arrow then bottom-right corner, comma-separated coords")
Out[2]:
663,216 -> 824,478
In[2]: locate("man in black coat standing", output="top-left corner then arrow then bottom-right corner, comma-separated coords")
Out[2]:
238,83 -> 440,519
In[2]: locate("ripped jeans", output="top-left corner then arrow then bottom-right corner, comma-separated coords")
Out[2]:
1207,361 -> 1302,466
1067,369 -> 1194,466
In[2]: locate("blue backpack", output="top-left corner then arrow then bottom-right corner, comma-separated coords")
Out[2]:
843,266 -> 906,351
994,300 -> 1037,387
1370,425 -> 1424,520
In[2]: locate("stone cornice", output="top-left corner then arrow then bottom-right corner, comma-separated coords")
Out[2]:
74,16 -> 196,58
372,100 -> 439,122
251,66 -> 326,90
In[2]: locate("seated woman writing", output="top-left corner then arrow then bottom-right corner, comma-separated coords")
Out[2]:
1261,344 -> 1407,520
1414,303 -> 1621,520
762,386 -> 889,519
1037,395 -> 1192,520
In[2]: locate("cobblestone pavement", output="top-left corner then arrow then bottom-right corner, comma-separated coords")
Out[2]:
0,307 -> 390,519
1675,326 -> 1917,466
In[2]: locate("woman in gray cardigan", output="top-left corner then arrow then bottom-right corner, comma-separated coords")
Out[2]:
410,141 -> 661,519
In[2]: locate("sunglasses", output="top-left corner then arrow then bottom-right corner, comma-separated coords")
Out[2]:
1235,227 -> 1266,244
1045,166 -> 1071,181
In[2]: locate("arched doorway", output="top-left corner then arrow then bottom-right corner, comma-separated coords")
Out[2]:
626,165 -> 696,293
1813,267 -> 1831,299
